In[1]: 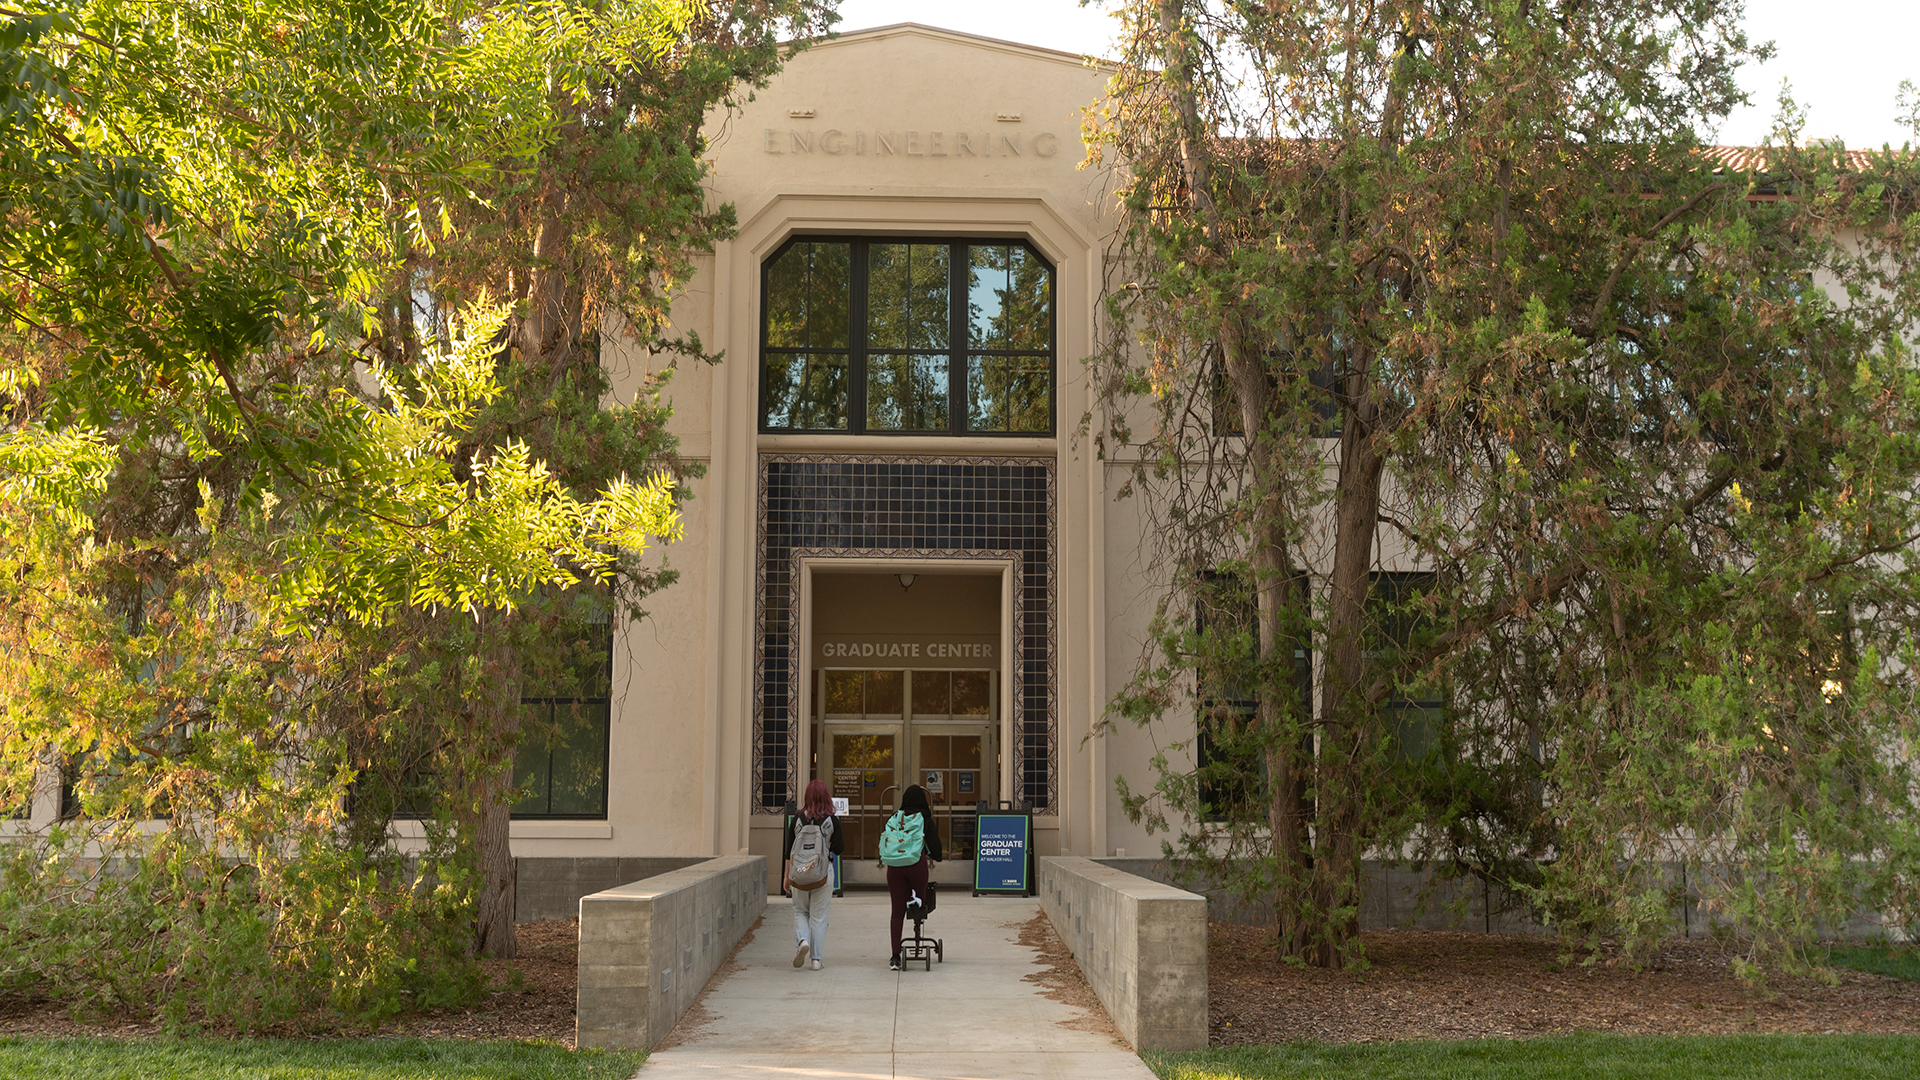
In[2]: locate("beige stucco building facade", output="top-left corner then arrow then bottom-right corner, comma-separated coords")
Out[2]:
503,24 -> 1191,908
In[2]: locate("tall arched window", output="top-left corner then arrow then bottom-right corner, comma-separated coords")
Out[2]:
760,238 -> 1055,435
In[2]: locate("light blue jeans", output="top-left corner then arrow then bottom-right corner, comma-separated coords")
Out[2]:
791,884 -> 832,961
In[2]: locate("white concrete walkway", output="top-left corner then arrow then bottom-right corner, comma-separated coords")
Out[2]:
636,891 -> 1160,1080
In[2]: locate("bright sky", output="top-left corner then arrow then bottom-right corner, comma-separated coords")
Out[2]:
831,0 -> 1920,149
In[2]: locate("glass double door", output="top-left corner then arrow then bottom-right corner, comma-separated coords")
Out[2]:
817,668 -> 996,885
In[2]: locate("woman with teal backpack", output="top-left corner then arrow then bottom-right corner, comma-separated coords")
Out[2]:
880,784 -> 943,970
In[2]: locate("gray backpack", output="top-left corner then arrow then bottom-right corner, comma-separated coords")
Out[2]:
788,815 -> 833,891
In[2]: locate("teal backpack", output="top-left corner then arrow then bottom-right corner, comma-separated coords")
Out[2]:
878,810 -> 925,866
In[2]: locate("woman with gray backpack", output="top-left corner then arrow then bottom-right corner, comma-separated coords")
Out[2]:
879,784 -> 943,970
783,779 -> 843,970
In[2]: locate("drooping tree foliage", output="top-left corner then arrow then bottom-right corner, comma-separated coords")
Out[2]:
0,0 -> 831,1024
347,0 -> 838,961
1092,0 -> 1920,970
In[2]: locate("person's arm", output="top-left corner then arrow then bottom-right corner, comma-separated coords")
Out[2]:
828,814 -> 845,856
781,811 -> 796,893
923,809 -> 944,862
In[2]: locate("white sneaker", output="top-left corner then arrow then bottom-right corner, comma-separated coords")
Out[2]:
811,958 -> 822,970
793,942 -> 810,968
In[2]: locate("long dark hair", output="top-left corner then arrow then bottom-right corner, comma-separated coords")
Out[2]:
900,784 -> 932,816
801,779 -> 833,819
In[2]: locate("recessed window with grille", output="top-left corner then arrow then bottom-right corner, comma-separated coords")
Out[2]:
1194,571 -> 1313,822
760,238 -> 1054,436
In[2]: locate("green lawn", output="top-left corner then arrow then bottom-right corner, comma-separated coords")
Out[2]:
1827,945 -> 1920,982
1144,1034 -> 1920,1080
0,1036 -> 644,1080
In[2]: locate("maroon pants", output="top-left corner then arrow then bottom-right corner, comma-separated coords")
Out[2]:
885,856 -> 930,956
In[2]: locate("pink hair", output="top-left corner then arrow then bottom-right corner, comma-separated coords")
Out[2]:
801,779 -> 833,819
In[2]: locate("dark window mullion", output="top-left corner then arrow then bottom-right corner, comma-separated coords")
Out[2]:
545,701 -> 559,816
950,241 -> 966,434
851,239 -> 870,435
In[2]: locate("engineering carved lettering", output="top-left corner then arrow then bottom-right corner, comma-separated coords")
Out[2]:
761,127 -> 1064,160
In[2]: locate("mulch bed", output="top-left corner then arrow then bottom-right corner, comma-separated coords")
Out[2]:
1207,923 -> 1920,1046
384,918 -> 581,1046
8,917 -> 1918,1049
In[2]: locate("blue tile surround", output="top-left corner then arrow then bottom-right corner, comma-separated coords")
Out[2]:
754,454 -> 1057,813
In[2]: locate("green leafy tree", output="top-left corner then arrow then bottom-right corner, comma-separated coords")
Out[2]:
0,0 -> 686,614
1093,0 -> 1920,969
0,0 -> 832,1017
358,0 -> 836,956
0,488 -> 491,1027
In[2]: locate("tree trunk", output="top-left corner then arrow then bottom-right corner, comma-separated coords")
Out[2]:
1154,0 -> 1334,965
473,765 -> 517,959
510,156 -> 585,375
1223,327 -> 1315,958
1313,366 -> 1384,967
469,622 -> 522,959
1260,555 -> 1314,957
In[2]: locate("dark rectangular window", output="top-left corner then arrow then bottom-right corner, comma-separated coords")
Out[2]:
763,240 -> 853,430
511,700 -> 610,817
965,243 -> 1053,432
761,237 -> 1054,436
512,613 -> 612,819
371,607 -> 614,823
57,738 -> 181,821
1368,571 -> 1445,761
61,762 -> 79,820
1195,570 -> 1312,822
1212,346 -> 1342,438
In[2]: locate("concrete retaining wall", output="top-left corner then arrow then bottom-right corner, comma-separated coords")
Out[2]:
515,857 -> 707,923
1038,856 -> 1208,1052
575,855 -> 767,1051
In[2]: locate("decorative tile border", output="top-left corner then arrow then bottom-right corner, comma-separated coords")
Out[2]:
753,454 -> 1057,813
